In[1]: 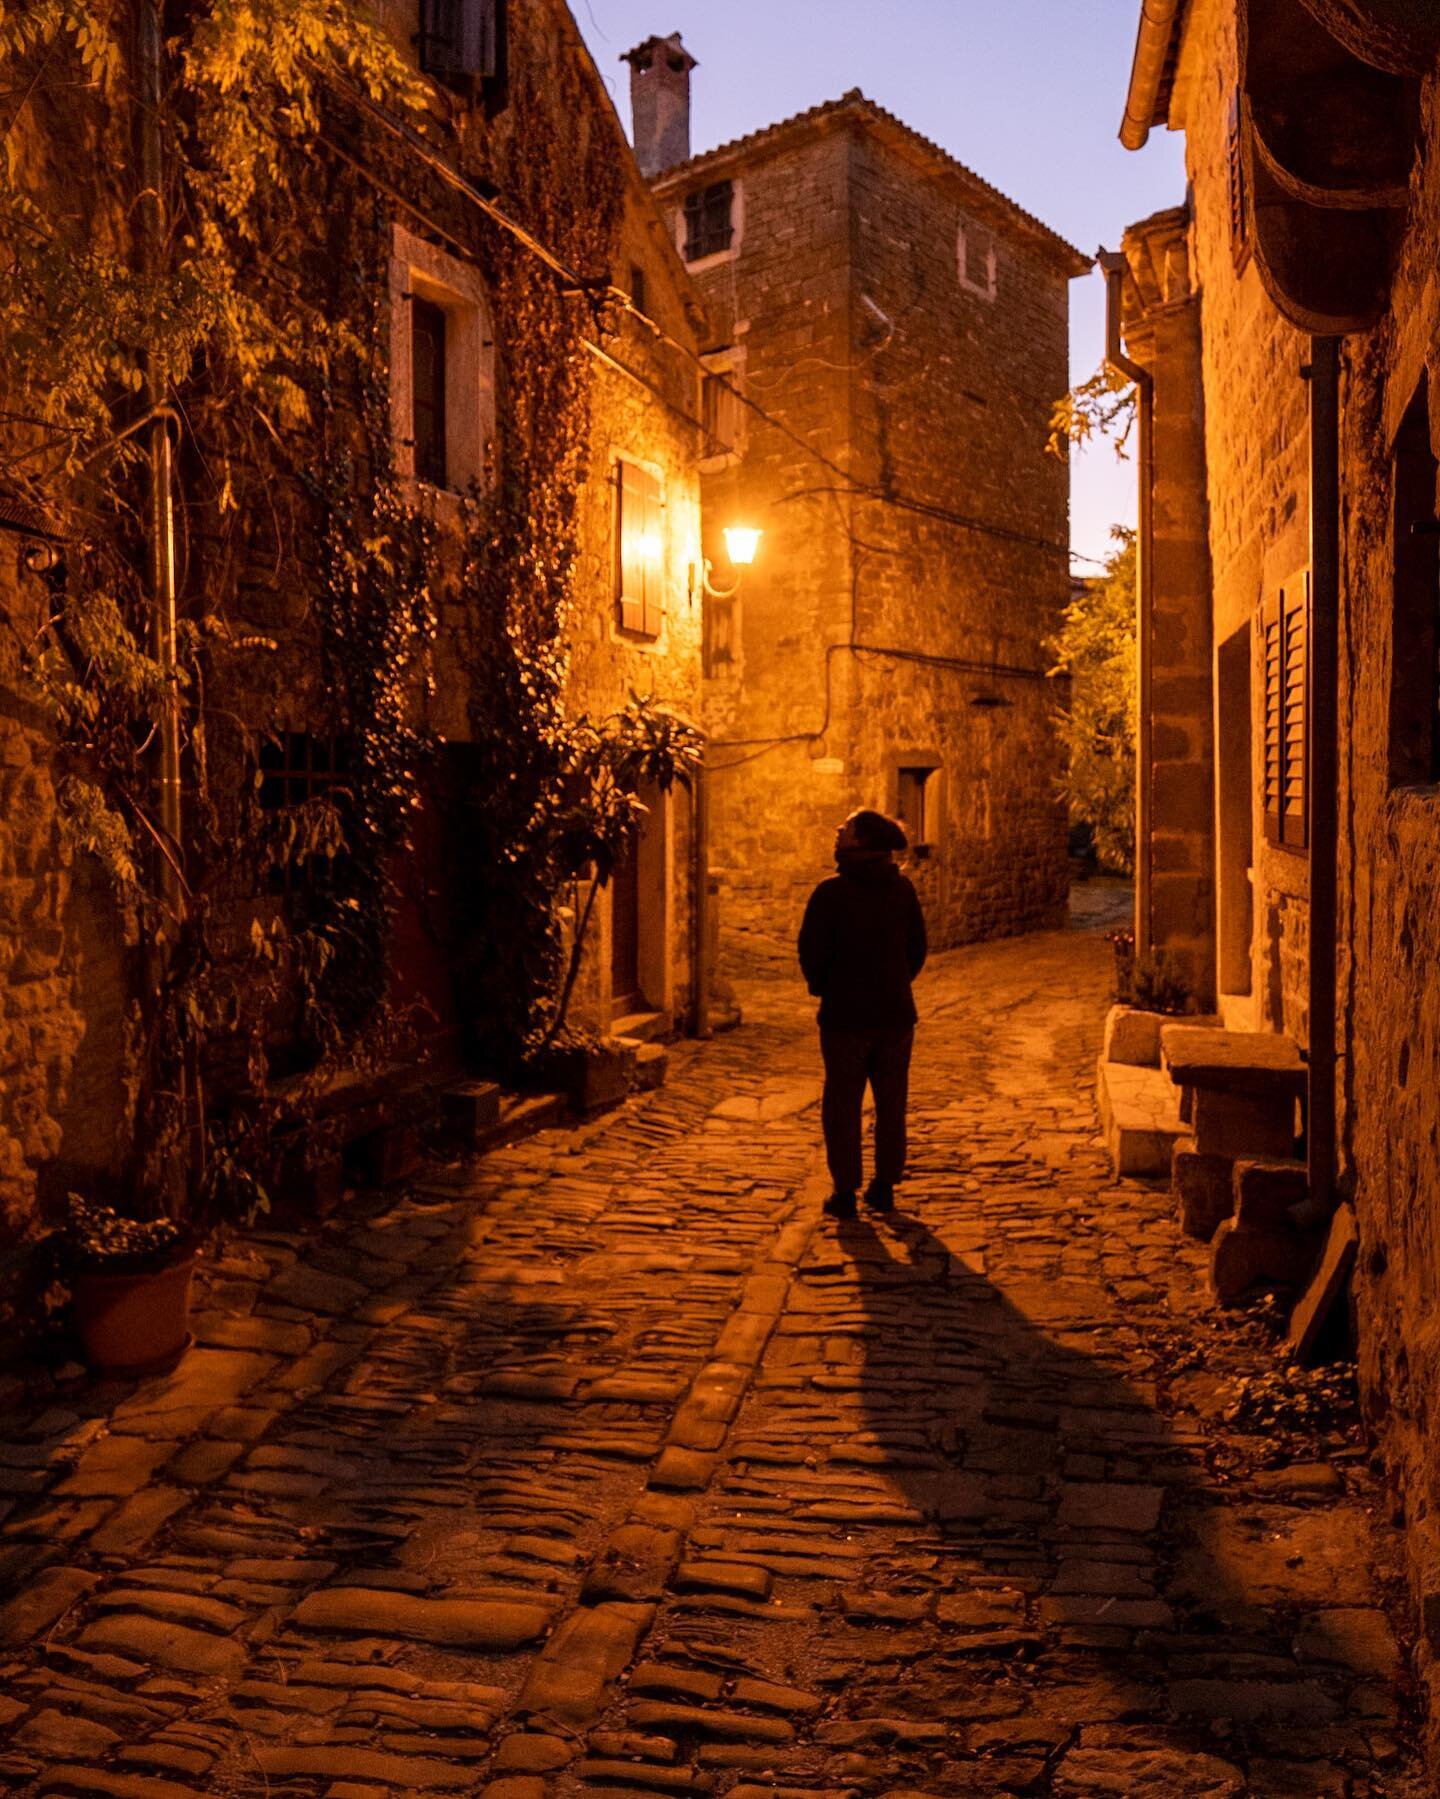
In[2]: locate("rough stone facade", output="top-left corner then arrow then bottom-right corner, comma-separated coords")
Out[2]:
1124,0 -> 1440,1750
0,0 -> 705,1264
647,91 -> 1087,975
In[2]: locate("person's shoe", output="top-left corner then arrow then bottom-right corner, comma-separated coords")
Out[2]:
823,1190 -> 858,1219
863,1180 -> 895,1214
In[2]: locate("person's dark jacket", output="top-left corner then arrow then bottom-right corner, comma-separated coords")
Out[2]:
797,855 -> 928,1031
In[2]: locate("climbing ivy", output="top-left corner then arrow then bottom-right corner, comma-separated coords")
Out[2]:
0,4 -> 437,1221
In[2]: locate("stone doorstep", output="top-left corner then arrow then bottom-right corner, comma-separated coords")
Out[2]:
1096,1057 -> 1186,1178
611,1009 -> 670,1044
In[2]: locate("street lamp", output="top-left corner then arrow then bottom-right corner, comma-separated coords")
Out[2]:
702,524 -> 762,599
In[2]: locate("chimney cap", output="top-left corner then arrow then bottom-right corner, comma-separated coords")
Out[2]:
621,31 -> 697,74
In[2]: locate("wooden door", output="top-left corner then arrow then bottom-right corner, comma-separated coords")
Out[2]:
610,847 -> 643,1016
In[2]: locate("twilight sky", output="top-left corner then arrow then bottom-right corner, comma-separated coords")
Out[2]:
572,0 -> 1187,571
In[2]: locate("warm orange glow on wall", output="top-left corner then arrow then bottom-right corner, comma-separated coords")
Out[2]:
722,525 -> 762,566
634,530 -> 663,562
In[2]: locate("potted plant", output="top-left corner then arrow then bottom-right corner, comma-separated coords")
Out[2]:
48,1196 -> 197,1376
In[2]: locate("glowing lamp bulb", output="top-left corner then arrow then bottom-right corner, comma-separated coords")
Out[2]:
722,525 -> 762,567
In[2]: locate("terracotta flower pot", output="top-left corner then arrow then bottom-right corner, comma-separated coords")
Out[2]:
72,1253 -> 196,1376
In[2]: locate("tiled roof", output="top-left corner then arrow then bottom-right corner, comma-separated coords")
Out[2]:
649,89 -> 1089,273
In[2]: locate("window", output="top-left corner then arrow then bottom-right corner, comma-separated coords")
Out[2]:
1389,380 -> 1440,786
616,460 -> 664,638
683,181 -> 734,262
958,216 -> 997,301
1262,574 -> 1308,850
411,297 -> 448,489
258,732 -> 350,897
418,0 -> 505,96
1226,92 -> 1251,269
897,765 -> 938,853
391,225 -> 495,496
629,263 -> 647,317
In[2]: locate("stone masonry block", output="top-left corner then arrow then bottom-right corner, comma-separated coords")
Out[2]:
1233,1158 -> 1309,1232
1192,1087 -> 1295,1161
1174,1145 -> 1234,1242
1103,1005 -> 1164,1067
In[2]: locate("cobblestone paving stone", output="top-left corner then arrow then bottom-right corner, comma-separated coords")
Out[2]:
0,919 -> 1425,1797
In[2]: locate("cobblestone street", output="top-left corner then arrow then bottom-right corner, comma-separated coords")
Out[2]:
0,917 -> 1424,1797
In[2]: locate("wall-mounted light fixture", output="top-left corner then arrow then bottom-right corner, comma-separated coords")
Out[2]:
702,524 -> 762,599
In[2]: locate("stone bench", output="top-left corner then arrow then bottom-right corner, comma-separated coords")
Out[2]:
1160,1025 -> 1305,1160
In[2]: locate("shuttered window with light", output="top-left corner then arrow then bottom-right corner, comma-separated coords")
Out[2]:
616,461 -> 664,639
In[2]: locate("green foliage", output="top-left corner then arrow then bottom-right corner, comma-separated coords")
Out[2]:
1048,532 -> 1137,874
0,3 -> 438,1226
49,1193 -> 189,1275
1047,362 -> 1136,463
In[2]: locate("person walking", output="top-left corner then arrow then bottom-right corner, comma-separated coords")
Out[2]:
798,809 -> 927,1218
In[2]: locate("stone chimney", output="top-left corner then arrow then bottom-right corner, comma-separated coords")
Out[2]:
621,33 -> 697,178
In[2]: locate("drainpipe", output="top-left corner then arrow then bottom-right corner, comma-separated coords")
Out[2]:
137,0 -> 183,919
690,760 -> 712,1039
1099,248 -> 1155,960
1306,338 -> 1340,1213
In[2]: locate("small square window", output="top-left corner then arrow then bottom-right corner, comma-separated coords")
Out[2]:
629,263 -> 647,317
684,181 -> 734,262
897,765 -> 938,851
411,296 -> 448,489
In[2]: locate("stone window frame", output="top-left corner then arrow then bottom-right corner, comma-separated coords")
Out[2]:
957,214 -> 997,302
890,753 -> 945,859
675,178 -> 744,273
389,224 -> 496,505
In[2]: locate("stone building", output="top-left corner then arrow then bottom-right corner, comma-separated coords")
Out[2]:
623,40 -> 1089,973
1113,0 -> 1440,1747
0,0 -> 706,1262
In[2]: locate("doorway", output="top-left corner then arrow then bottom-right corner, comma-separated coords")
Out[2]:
1216,622 -> 1254,1005
609,844 -> 644,1017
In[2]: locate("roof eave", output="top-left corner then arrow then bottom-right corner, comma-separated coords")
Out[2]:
1120,0 -> 1188,151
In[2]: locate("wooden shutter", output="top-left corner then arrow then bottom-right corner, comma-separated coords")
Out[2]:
1281,575 -> 1309,848
1262,575 -> 1308,850
617,461 -> 663,637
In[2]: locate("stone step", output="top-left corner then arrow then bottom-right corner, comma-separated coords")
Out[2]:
1096,1057 -> 1186,1177
611,1009 -> 669,1044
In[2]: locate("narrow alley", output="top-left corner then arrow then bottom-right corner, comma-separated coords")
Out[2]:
0,917 -> 1421,1797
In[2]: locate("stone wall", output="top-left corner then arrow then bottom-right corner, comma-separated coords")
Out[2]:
1160,0 -> 1440,1747
655,107 -> 1079,976
1171,0 -> 1311,1034
1337,90 -> 1440,1749
1120,209 -> 1216,1005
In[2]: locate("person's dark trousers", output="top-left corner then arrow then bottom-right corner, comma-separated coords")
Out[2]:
819,1026 -> 915,1194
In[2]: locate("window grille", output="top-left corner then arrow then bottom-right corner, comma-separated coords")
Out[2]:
1262,575 -> 1308,849
411,296 -> 448,489
683,182 -> 734,262
616,461 -> 664,638
257,732 -> 350,896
